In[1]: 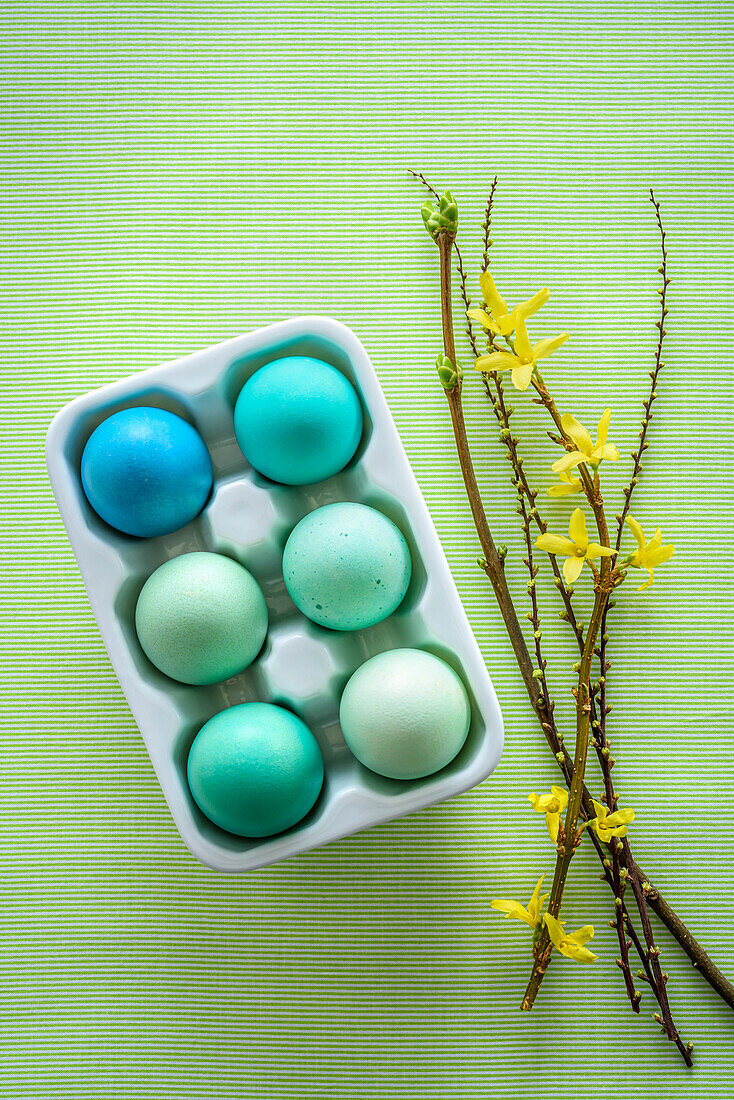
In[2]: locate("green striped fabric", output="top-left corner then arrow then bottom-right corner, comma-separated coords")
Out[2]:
2,2 -> 733,1095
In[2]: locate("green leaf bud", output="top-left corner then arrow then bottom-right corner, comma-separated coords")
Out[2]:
421,190 -> 459,240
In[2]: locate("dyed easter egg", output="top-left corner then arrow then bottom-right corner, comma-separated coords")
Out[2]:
339,648 -> 471,780
135,552 -> 268,685
81,406 -> 213,537
187,702 -> 325,837
233,356 -> 363,485
282,502 -> 411,631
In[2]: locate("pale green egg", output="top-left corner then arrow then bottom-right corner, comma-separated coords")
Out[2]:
339,648 -> 471,780
135,552 -> 268,685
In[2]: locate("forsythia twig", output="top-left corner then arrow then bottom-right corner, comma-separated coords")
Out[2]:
411,168 -> 734,1064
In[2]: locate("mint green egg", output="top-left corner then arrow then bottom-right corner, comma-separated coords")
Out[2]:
135,552 -> 268,685
187,702 -> 324,837
282,502 -> 411,631
339,649 -> 471,780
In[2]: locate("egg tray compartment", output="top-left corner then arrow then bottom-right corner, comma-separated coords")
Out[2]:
46,317 -> 504,872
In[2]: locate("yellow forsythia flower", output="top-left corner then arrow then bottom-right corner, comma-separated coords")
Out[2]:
535,508 -> 614,584
467,271 -> 549,338
547,469 -> 583,498
552,408 -> 619,474
624,515 -> 675,590
544,913 -> 598,963
528,785 -> 568,843
491,874 -> 548,929
475,316 -> 569,392
590,799 -> 635,842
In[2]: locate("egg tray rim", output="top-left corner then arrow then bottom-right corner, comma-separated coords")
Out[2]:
45,316 -> 505,872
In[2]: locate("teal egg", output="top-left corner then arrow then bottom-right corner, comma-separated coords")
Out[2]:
339,649 -> 471,780
187,702 -> 325,837
233,356 -> 363,485
282,502 -> 412,631
135,552 -> 268,685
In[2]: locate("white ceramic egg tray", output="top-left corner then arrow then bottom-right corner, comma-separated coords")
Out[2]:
46,318 -> 504,872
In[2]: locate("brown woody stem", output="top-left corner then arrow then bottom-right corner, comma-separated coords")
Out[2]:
522,586 -> 610,1008
418,177 -> 734,1033
436,234 -> 548,721
521,366 -> 615,1006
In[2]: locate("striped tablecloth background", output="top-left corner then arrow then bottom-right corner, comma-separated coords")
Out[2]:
2,2 -> 733,1095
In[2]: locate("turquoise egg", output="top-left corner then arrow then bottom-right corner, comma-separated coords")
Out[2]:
233,356 -> 363,485
81,406 -> 213,537
339,648 -> 471,780
187,702 -> 325,837
282,502 -> 412,631
135,552 -> 268,685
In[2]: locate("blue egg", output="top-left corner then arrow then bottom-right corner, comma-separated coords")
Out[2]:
187,703 -> 325,838
282,502 -> 412,631
233,356 -> 363,485
81,407 -> 213,537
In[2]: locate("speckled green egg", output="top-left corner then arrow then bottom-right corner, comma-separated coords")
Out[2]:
282,502 -> 412,631
339,648 -> 471,780
135,552 -> 268,685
